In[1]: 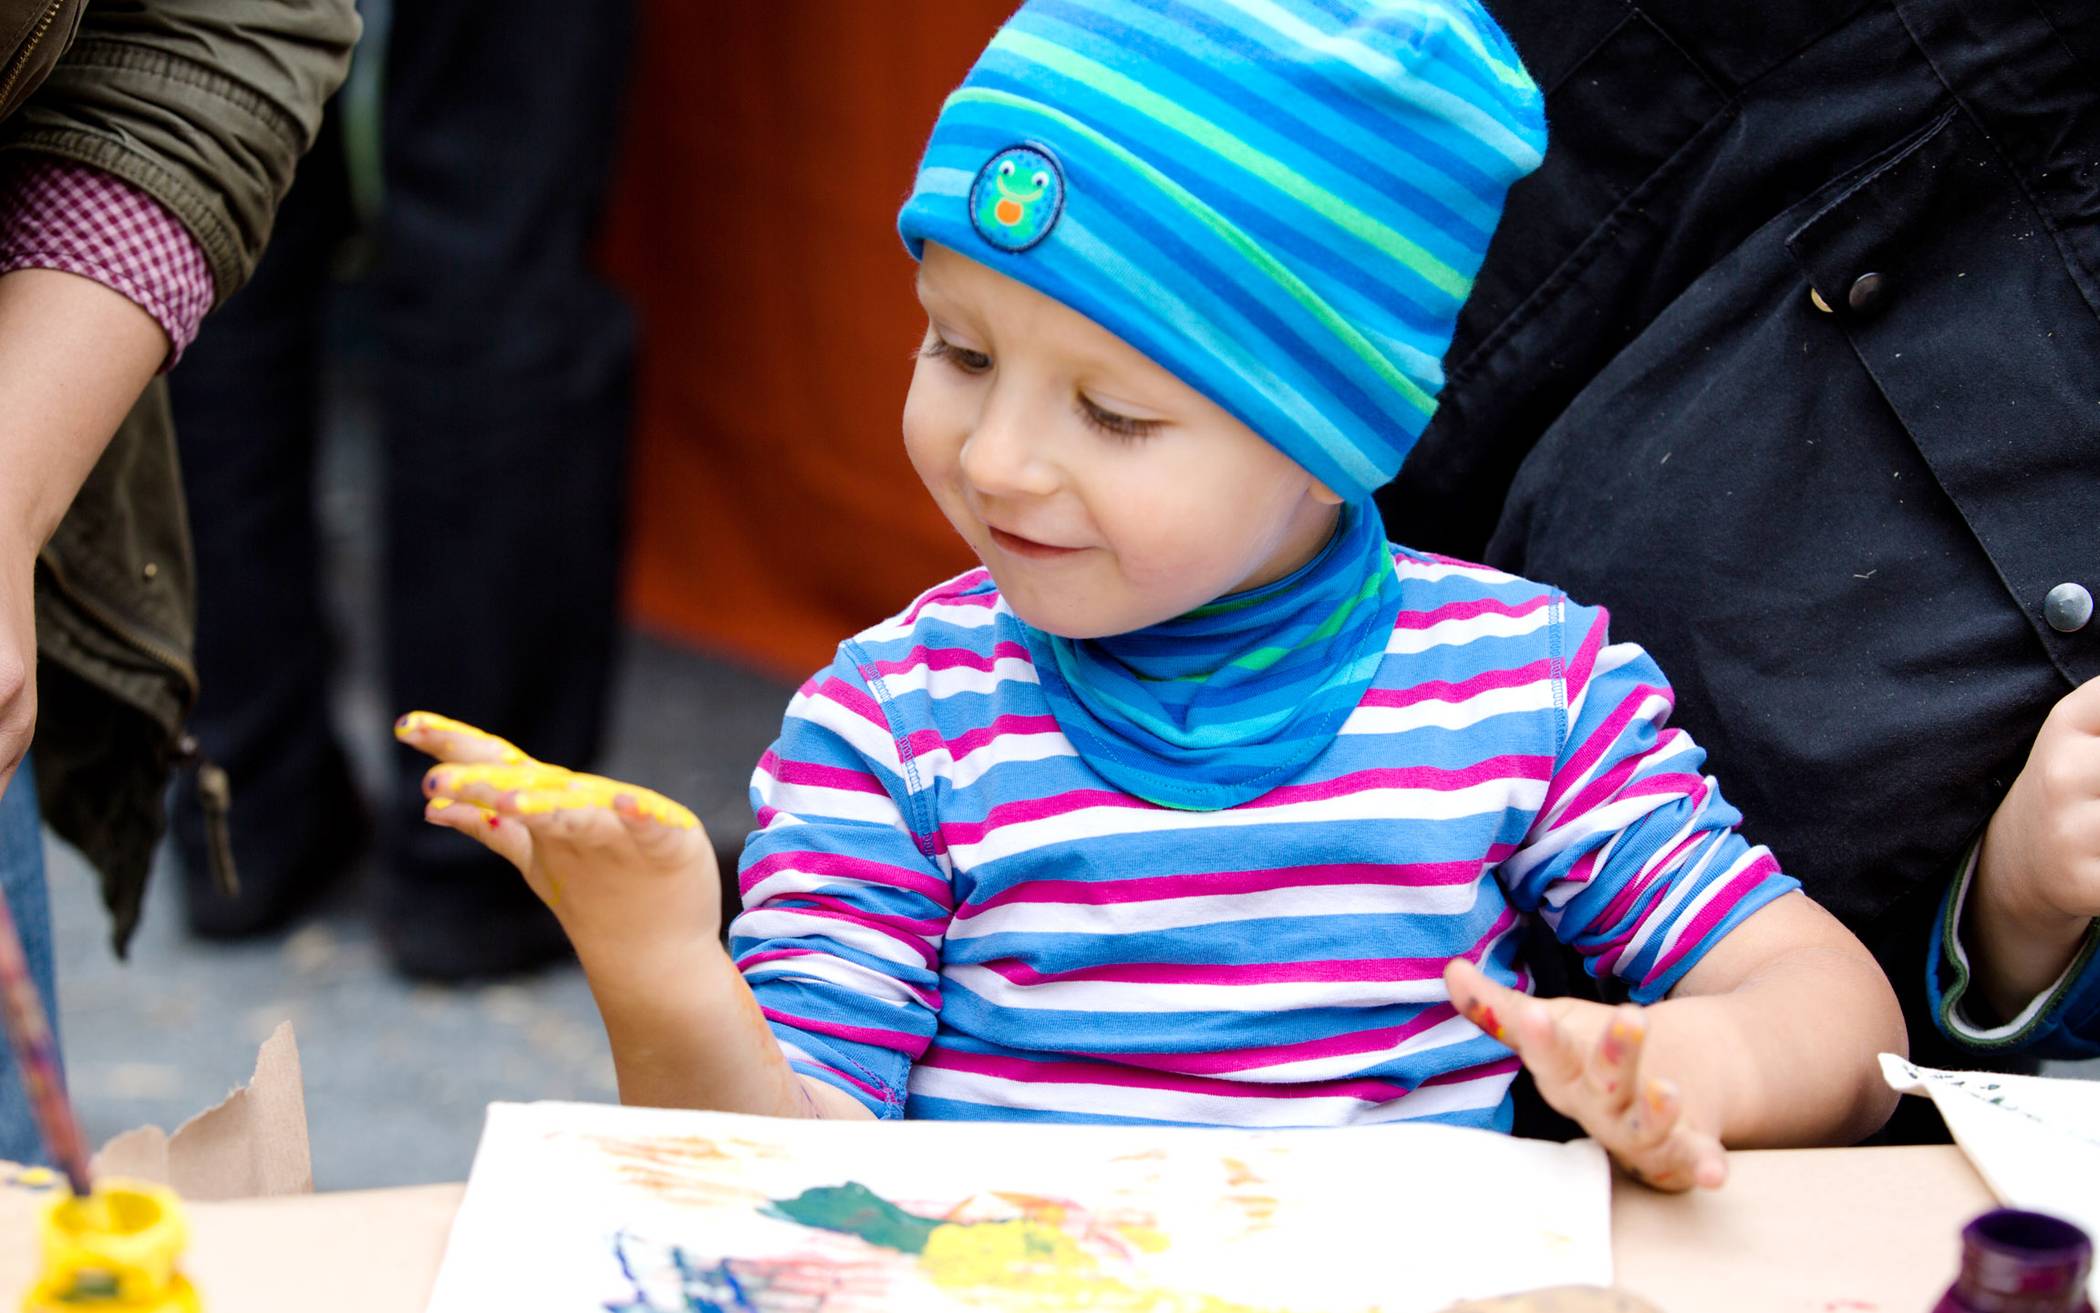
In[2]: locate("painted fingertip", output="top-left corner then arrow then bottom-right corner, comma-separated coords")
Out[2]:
485,813 -> 502,829
427,797 -> 454,814
1601,1025 -> 1627,1066
1608,1009 -> 1643,1050
1456,991 -> 1508,1044
1645,1078 -> 1676,1118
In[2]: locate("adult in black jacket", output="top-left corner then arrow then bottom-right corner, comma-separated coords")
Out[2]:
1382,0 -> 2100,1137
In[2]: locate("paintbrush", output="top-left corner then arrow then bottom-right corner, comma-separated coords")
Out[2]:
0,878 -> 90,1196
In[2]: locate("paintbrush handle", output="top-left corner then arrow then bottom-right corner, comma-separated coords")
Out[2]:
0,880 -> 89,1195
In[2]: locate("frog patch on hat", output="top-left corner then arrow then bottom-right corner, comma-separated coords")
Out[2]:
970,145 -> 1065,252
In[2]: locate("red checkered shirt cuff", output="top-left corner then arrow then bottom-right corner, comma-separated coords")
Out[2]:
0,155 -> 215,369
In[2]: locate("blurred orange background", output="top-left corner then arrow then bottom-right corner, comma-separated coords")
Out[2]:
603,3 -> 1017,681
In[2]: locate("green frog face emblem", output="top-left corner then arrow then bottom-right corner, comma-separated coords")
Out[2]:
970,145 -> 1065,252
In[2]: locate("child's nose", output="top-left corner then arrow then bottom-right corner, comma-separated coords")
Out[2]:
960,405 -> 1059,500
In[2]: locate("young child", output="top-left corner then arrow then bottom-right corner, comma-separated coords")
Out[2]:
398,0 -> 1906,1191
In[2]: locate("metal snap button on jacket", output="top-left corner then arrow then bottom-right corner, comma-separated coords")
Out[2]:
1848,271 -> 1885,313
2045,582 -> 2093,632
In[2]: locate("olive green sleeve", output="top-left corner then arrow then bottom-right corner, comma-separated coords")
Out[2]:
0,0 -> 360,307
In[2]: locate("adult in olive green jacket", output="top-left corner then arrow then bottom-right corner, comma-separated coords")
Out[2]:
0,0 -> 359,955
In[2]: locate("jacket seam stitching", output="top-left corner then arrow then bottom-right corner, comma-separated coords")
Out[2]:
44,40 -> 300,140
843,637 -> 938,858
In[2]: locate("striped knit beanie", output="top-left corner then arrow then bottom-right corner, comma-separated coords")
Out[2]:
896,0 -> 1545,503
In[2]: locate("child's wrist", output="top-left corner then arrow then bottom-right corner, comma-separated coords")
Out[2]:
570,915 -> 723,989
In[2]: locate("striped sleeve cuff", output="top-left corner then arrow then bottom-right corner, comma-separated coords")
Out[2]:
1931,837 -> 2100,1050
0,155 -> 216,368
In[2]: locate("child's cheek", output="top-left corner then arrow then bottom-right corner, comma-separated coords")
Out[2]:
901,374 -> 967,494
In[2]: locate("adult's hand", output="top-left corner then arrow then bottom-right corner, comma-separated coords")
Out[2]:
0,266 -> 170,800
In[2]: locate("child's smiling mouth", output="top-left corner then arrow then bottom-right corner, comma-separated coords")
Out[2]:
987,524 -> 1084,559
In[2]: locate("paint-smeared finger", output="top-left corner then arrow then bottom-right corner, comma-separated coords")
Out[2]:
573,772 -> 701,830
423,761 -> 581,814
510,789 -> 630,850
613,792 -> 712,865
1618,1072 -> 1679,1156
1618,1078 -> 1726,1193
394,711 -> 532,765
1588,1006 -> 1645,1112
425,796 -> 533,870
1443,958 -> 1522,1046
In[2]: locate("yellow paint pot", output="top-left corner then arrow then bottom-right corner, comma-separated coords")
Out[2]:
22,1180 -> 200,1312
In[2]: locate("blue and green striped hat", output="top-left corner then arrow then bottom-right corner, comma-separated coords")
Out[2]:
897,0 -> 1545,502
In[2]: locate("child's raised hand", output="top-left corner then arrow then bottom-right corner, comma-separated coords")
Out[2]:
394,711 -> 721,952
1443,959 -> 1726,1193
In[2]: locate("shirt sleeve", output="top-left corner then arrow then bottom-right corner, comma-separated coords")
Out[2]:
728,641 -> 955,1118
0,155 -> 214,366
1498,599 -> 1801,1003
1927,838 -> 2100,1060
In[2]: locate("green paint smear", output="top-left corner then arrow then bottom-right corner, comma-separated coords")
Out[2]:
765,1182 -> 943,1254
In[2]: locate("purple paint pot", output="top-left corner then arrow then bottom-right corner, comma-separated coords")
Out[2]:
1935,1209 -> 2094,1313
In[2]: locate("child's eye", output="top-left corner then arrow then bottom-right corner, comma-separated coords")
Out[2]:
921,336 -> 992,374
1077,394 -> 1162,441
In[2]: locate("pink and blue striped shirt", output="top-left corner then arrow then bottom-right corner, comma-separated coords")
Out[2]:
730,546 -> 1797,1128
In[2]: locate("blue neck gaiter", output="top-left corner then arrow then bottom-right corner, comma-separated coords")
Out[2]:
1020,498 -> 1402,812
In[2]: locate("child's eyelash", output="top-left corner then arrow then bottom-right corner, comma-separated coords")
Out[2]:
920,336 -> 991,373
921,337 -> 1157,440
1077,395 -> 1162,441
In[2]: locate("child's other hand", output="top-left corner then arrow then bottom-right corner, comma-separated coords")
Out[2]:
1443,959 -> 1726,1193
1970,677 -> 2100,1014
395,710 -> 722,954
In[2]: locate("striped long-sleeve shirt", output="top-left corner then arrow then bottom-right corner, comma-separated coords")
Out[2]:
729,546 -> 1799,1128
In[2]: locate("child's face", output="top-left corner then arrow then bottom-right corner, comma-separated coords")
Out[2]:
904,243 -> 1343,640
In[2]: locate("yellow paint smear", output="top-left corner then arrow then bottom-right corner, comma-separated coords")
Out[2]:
426,759 -> 699,830
394,710 -> 529,763
919,1218 -> 1288,1313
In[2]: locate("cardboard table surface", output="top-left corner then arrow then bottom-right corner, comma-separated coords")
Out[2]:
0,1145 -> 1991,1310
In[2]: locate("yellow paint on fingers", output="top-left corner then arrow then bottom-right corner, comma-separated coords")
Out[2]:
430,760 -> 700,830
393,710 -> 530,764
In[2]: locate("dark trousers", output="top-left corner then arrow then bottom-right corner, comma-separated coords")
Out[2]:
1384,0 -> 2100,1135
171,0 -> 637,972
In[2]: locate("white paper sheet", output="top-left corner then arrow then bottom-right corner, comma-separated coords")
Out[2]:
1881,1054 -> 2100,1301
425,1102 -> 1611,1313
